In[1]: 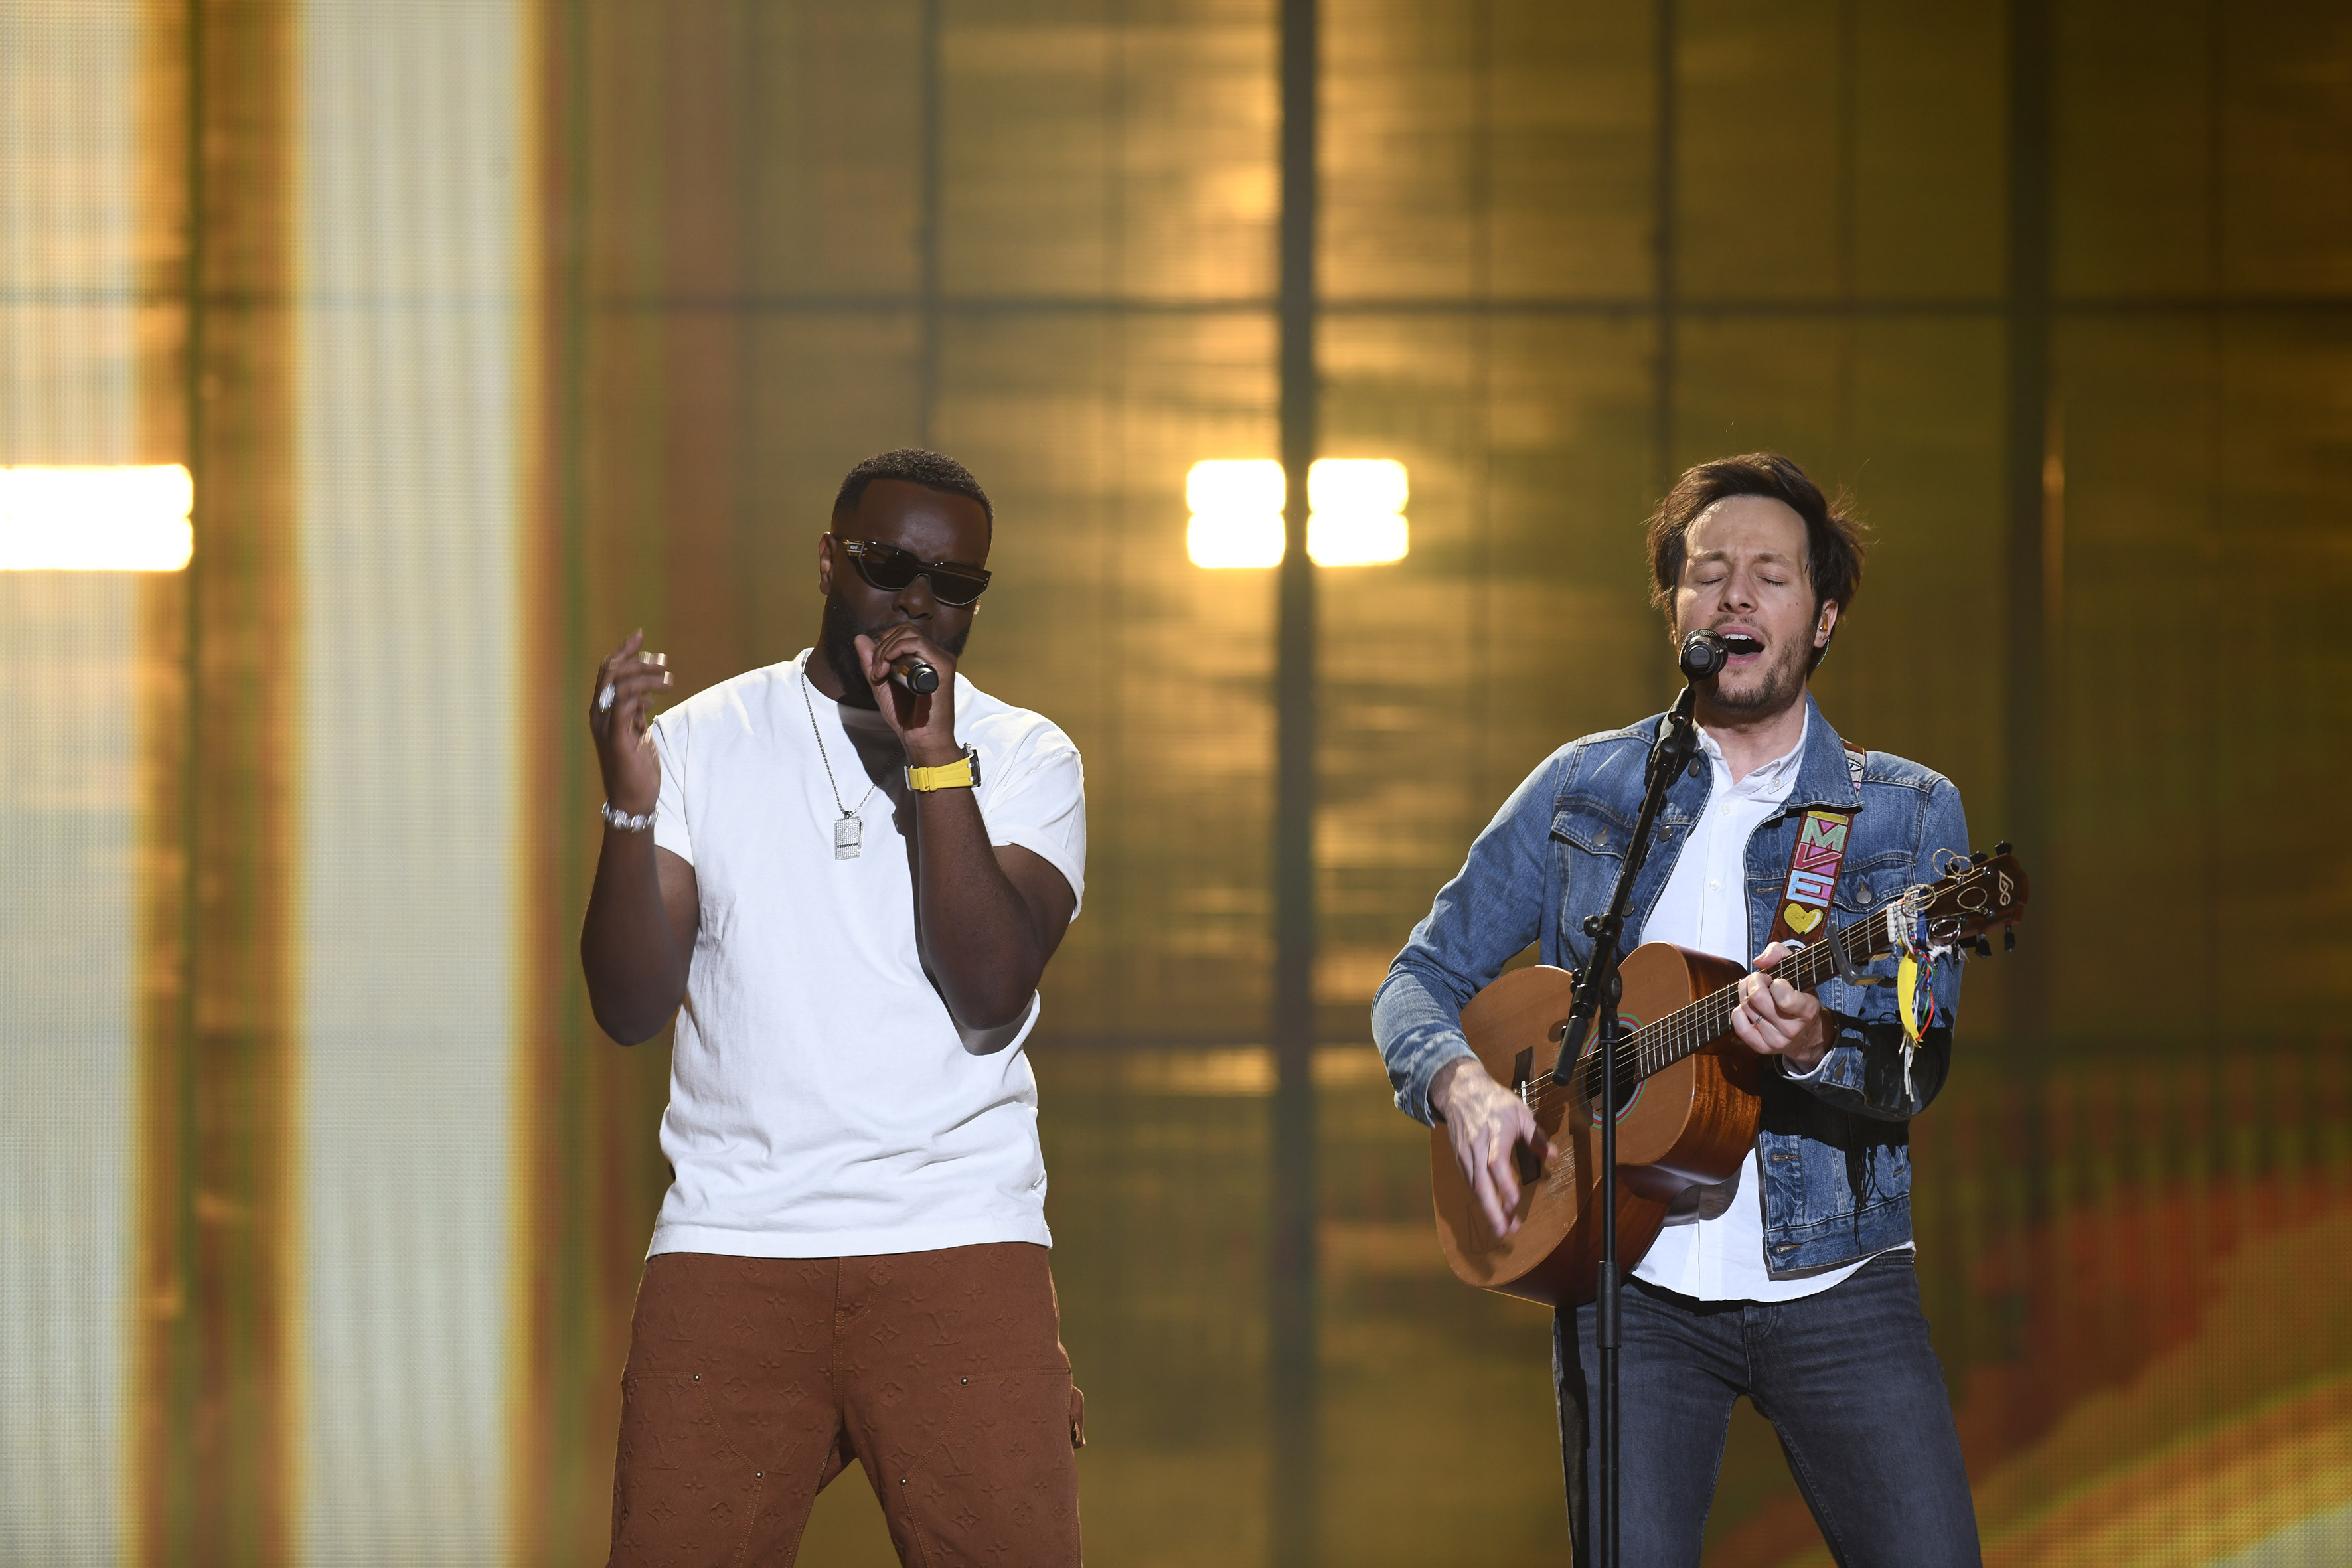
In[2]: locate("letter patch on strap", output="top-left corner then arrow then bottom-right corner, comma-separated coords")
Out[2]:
1768,809 -> 1853,947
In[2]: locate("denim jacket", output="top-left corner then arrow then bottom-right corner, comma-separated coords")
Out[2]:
1371,693 -> 1970,1275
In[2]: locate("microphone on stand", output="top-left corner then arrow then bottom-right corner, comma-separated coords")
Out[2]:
891,657 -> 940,695
1679,629 -> 1730,682
1661,631 -> 1731,785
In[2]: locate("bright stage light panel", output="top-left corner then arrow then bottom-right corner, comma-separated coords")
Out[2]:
1306,458 -> 1408,566
1186,459 -> 1287,567
1186,457 -> 1410,568
1307,510 -> 1409,566
1187,510 -> 1287,568
0,465 -> 194,570
1187,458 -> 1285,516
1307,457 -> 1408,518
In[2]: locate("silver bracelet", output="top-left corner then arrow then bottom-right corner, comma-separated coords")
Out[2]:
601,800 -> 656,833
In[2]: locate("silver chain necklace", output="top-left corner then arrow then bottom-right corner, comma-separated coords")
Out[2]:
800,668 -> 881,859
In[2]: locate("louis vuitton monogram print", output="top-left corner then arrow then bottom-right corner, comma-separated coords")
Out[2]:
609,1243 -> 1083,1567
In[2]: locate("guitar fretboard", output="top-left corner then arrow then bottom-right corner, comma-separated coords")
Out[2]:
1567,905 -> 1896,1099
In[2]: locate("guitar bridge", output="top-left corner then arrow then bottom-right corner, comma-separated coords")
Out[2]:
1510,1047 -> 1542,1184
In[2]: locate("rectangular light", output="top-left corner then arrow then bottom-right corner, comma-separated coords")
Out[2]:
1307,457 -> 1409,517
0,465 -> 194,570
1184,457 -> 1410,568
1186,459 -> 1287,567
1306,457 -> 1409,566
1307,510 -> 1409,566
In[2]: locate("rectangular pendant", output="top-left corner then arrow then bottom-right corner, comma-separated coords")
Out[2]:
834,816 -> 862,859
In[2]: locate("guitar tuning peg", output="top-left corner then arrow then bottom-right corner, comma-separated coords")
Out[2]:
2003,927 -> 2016,953
1974,937 -> 1992,958
1994,841 -> 2013,856
1970,850 -> 1990,866
1687,757 -> 1703,779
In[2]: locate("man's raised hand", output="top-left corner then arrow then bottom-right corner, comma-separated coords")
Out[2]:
855,626 -> 962,768
591,630 -> 672,816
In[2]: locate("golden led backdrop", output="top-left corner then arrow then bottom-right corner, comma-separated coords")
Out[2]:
3,2 -> 2350,1566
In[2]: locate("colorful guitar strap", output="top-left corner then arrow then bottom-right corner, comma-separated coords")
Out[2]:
1765,734 -> 1934,1100
1765,736 -> 1867,948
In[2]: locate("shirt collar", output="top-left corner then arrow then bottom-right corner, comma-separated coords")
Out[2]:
1697,704 -> 1810,795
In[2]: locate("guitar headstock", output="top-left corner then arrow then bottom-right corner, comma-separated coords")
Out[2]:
1910,844 -> 2031,951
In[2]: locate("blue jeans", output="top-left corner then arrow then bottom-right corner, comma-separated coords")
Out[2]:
1554,1253 -> 1981,1567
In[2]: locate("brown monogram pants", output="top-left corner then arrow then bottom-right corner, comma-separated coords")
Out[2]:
608,1243 -> 1084,1567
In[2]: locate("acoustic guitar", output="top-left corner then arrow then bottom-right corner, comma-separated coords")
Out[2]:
1429,847 -> 2031,1306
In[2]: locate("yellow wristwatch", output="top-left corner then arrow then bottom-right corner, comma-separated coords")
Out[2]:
905,745 -> 982,793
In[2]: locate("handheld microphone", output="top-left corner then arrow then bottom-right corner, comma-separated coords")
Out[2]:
1678,629 -> 1730,682
890,657 -> 940,695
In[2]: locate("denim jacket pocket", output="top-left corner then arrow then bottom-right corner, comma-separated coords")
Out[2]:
1833,850 -> 1910,915
1551,796 -> 1632,858
1551,797 -> 1632,970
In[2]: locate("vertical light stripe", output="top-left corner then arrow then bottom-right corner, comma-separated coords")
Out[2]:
294,1 -> 521,1561
0,581 -> 137,1568
0,4 -> 143,1565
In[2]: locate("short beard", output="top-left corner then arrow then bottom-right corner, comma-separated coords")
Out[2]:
819,590 -> 969,709
1700,633 -> 1810,720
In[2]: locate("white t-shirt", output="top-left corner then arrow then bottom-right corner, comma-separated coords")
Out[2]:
644,649 -> 1086,1260
1633,710 -> 1899,1302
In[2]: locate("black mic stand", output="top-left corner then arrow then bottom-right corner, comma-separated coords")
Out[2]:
1545,678 -> 1705,1568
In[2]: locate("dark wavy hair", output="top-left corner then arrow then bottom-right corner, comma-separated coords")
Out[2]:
1644,452 -> 1868,670
832,448 -> 994,539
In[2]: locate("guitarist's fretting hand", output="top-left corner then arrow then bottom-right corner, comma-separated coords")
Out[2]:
1431,1058 -> 1551,1239
1728,943 -> 1830,1073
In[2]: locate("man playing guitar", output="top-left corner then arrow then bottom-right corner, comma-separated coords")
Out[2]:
1373,453 -> 1982,1565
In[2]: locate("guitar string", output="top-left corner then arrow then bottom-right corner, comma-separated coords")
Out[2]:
1524,878 -> 2009,1109
1521,921 -> 1869,1112
1614,909 -> 1882,1083
1518,901 -> 1909,1114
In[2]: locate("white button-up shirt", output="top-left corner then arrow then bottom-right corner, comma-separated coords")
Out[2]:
1631,710 -> 1898,1302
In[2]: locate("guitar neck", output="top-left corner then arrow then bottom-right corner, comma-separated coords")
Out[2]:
1585,906 -> 1899,1093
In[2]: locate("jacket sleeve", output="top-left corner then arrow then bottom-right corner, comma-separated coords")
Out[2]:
1780,775 -> 1969,1123
1371,751 -> 1562,1127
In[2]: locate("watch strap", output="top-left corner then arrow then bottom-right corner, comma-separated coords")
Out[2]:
905,745 -> 982,793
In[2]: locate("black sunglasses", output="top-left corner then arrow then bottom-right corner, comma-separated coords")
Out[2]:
838,538 -> 992,607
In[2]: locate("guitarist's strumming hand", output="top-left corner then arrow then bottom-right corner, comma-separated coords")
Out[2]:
1431,1058 -> 1551,1239
1729,943 -> 1830,1073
